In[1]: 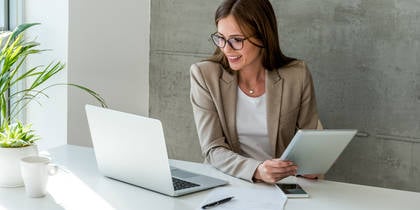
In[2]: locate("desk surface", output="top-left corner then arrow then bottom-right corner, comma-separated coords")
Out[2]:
1,145 -> 420,210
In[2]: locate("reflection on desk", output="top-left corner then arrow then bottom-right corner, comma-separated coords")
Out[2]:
0,145 -> 420,210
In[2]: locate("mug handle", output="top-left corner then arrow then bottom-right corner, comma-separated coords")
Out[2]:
48,164 -> 58,176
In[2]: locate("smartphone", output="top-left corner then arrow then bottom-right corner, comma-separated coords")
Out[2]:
276,183 -> 309,198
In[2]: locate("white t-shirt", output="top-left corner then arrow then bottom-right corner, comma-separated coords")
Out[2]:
236,87 -> 271,161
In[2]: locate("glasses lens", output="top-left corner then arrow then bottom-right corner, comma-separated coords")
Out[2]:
211,34 -> 225,48
227,37 -> 244,50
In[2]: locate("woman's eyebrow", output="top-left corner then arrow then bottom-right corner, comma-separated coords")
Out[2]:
216,32 -> 246,38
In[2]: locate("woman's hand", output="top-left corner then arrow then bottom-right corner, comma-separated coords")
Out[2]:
253,159 -> 297,183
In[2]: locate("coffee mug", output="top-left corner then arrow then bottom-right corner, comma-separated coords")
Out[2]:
20,156 -> 58,198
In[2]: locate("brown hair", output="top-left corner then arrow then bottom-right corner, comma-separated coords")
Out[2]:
206,0 -> 295,72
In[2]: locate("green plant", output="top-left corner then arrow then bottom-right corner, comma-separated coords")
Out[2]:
0,23 -> 107,148
0,122 -> 38,148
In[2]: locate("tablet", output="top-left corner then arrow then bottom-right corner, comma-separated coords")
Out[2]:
279,129 -> 357,175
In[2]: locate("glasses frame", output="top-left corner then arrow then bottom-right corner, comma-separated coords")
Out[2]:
210,33 -> 254,50
210,32 -> 264,50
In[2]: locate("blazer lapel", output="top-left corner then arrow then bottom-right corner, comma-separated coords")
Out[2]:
220,70 -> 240,153
266,69 -> 283,157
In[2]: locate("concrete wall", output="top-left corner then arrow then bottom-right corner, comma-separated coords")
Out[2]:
149,0 -> 219,162
150,0 -> 420,192
68,0 -> 150,147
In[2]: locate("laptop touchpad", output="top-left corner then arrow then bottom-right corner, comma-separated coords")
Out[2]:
171,168 -> 198,179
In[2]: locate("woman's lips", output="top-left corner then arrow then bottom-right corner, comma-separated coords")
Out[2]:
227,55 -> 241,63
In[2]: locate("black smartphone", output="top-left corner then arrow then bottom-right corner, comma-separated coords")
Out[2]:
276,183 -> 309,198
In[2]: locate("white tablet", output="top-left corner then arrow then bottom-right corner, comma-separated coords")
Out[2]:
279,129 -> 357,175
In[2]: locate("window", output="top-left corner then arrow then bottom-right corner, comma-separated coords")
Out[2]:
0,0 -> 8,31
0,0 -> 8,125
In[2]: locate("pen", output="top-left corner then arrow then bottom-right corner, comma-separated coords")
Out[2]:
201,196 -> 234,209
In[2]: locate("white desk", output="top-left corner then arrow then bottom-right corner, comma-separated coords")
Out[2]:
1,145 -> 419,210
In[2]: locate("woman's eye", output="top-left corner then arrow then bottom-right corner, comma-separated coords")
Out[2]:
231,38 -> 244,43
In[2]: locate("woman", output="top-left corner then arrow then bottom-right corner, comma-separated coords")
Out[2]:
190,0 -> 322,183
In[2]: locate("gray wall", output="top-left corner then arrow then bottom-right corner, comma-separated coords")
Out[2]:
68,0 -> 150,147
150,0 -> 420,192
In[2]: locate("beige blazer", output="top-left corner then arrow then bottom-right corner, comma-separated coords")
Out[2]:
190,60 -> 322,182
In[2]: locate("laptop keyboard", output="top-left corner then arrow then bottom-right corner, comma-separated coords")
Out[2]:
172,177 -> 199,191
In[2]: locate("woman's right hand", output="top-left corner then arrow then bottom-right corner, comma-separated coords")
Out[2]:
253,159 -> 297,183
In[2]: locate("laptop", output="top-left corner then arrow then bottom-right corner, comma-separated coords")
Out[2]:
85,105 -> 228,196
279,129 -> 357,175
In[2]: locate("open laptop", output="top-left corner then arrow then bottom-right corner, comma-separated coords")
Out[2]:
85,105 -> 228,196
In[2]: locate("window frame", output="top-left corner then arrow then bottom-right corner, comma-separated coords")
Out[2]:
1,0 -> 23,125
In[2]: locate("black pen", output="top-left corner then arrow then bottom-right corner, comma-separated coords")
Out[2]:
201,196 -> 234,209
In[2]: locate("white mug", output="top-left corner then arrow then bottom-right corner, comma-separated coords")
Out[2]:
20,156 -> 58,198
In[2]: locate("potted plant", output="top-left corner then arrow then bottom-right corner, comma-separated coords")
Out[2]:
0,23 -> 106,187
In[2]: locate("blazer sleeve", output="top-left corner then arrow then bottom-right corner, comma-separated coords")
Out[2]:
190,63 -> 262,182
297,62 -> 323,130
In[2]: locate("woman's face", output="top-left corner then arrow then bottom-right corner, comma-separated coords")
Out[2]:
217,15 -> 263,71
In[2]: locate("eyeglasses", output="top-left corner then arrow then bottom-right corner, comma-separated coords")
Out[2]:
210,33 -> 253,50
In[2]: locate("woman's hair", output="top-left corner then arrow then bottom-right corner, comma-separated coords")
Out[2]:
206,0 -> 295,72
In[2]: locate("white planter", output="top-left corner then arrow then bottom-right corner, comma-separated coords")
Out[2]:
0,144 -> 39,187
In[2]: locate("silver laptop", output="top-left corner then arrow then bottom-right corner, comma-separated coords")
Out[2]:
85,105 -> 228,196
